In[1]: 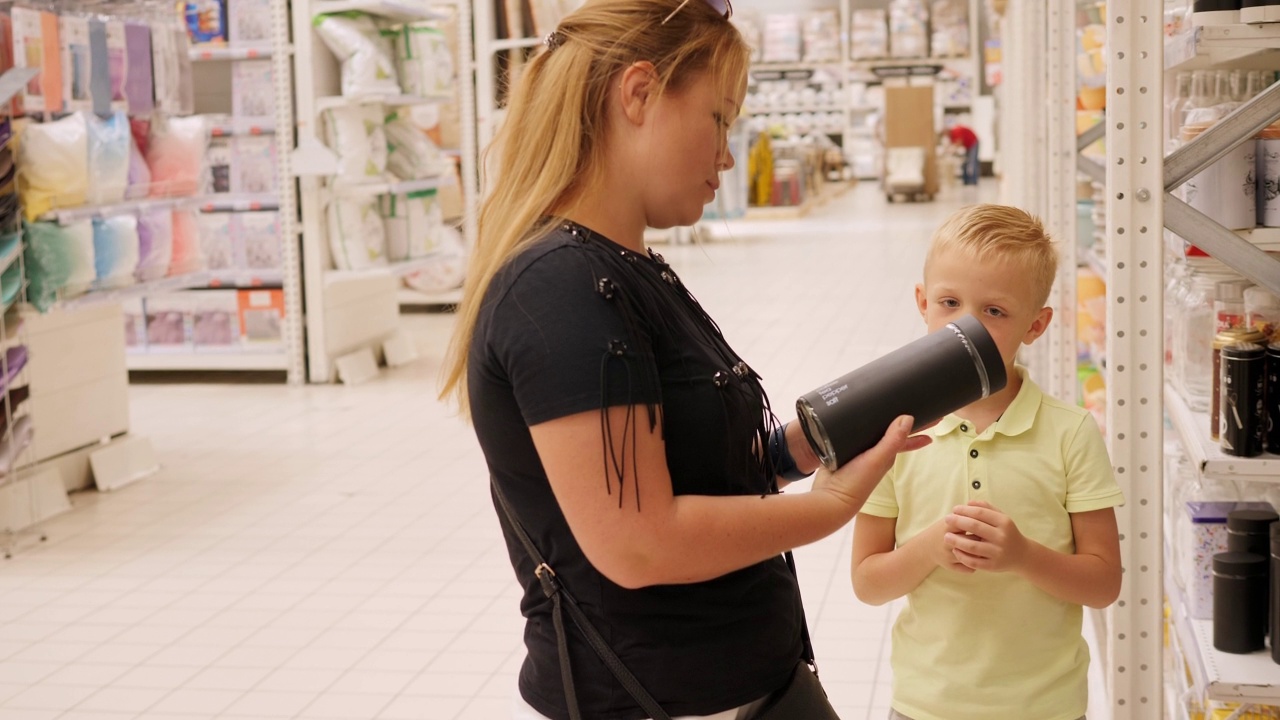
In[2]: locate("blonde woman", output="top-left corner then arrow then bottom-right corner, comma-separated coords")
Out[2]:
441,0 -> 927,717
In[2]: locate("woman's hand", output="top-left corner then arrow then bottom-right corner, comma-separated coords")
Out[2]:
810,415 -> 931,518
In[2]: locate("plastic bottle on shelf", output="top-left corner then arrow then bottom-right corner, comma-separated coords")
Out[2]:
1179,70 -> 1216,132
1176,272 -> 1226,412
1215,278 -> 1252,332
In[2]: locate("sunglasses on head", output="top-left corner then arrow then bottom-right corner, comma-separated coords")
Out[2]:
661,0 -> 732,25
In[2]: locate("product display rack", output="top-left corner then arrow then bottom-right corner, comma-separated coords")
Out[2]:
1011,2 -> 1280,717
124,0 -> 305,382
292,0 -> 473,381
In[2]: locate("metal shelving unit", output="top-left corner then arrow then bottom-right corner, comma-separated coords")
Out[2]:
293,0 -> 473,380
1021,4 -> 1280,716
127,0 -> 304,381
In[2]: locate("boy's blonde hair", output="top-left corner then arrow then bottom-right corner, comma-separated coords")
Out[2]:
925,204 -> 1058,308
439,0 -> 750,416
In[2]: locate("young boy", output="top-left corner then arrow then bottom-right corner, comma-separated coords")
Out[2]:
852,204 -> 1124,720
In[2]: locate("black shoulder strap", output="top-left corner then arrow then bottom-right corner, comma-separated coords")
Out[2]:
491,478 -> 672,720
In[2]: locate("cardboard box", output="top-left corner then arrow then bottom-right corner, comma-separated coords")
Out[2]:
883,83 -> 938,195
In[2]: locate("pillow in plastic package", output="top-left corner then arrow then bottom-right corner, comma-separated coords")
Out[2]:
323,105 -> 387,184
25,221 -> 96,311
169,208 -> 206,276
380,188 -> 443,262
384,118 -> 443,180
135,209 -> 174,282
147,115 -> 209,197
126,132 -> 152,200
17,113 -> 89,222
92,215 -> 140,290
86,111 -> 130,205
314,13 -> 400,97
327,198 -> 388,271
403,224 -> 465,294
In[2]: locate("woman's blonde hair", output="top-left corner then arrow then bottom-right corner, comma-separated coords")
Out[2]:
925,203 -> 1059,308
439,0 -> 750,415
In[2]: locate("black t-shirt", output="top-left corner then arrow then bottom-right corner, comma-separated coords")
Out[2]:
468,223 -> 804,720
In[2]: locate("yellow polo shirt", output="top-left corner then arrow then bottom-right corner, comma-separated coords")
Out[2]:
861,368 -> 1123,720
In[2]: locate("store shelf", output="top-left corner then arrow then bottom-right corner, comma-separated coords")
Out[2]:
744,105 -> 844,116
208,269 -> 284,288
490,36 -> 542,52
1165,384 -> 1280,481
398,286 -> 461,307
190,44 -> 285,61
310,0 -> 449,21
1232,226 -> 1280,251
126,350 -> 288,371
0,238 -> 21,276
40,196 -> 205,224
57,272 -> 216,310
1166,24 -> 1280,72
200,195 -> 280,212
1165,570 -> 1280,705
326,254 -> 442,286
331,174 -> 453,199
315,93 -> 448,113
209,122 -> 276,137
851,57 -> 962,71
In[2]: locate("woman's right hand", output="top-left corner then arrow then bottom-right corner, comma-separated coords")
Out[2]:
810,415 -> 931,519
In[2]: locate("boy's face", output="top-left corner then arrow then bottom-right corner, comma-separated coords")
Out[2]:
915,247 -> 1054,370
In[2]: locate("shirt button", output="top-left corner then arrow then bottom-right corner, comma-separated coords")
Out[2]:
972,480 -> 981,489
960,424 -> 969,432
969,449 -> 979,458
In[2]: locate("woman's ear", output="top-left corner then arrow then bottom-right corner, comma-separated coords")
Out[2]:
617,61 -> 658,125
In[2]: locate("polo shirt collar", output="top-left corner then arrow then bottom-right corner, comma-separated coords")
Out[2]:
933,366 -> 1040,438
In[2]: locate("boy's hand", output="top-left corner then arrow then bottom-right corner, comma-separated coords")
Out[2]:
924,519 -> 974,574
943,500 -> 1028,573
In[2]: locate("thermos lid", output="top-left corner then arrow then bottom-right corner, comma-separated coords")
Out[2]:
1213,551 -> 1269,576
948,314 -> 1007,399
1227,508 -> 1280,533
1221,341 -> 1266,360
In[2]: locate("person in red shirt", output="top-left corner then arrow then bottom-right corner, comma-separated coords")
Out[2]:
948,124 -> 980,185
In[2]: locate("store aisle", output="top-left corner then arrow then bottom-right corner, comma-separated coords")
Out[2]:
0,182 -> 998,720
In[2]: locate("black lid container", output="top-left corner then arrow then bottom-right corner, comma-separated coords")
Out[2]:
1214,551 -> 1269,654
1228,508 -> 1280,555
796,314 -> 1006,471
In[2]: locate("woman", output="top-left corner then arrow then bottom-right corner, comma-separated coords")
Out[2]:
440,0 -> 926,717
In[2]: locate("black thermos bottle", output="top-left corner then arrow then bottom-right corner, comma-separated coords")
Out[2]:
1213,551 -> 1269,654
796,314 -> 1006,471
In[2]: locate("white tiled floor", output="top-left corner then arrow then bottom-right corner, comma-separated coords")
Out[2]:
0,181 -> 1016,720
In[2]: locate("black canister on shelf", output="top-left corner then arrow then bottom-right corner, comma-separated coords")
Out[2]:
1268,343 -> 1280,453
1214,551 -> 1269,654
1220,341 -> 1267,457
796,314 -> 1006,471
1271,524 -> 1280,664
1228,508 -> 1279,555
1228,507 -> 1279,634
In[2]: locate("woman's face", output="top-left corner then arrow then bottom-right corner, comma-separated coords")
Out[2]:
636,68 -> 745,229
